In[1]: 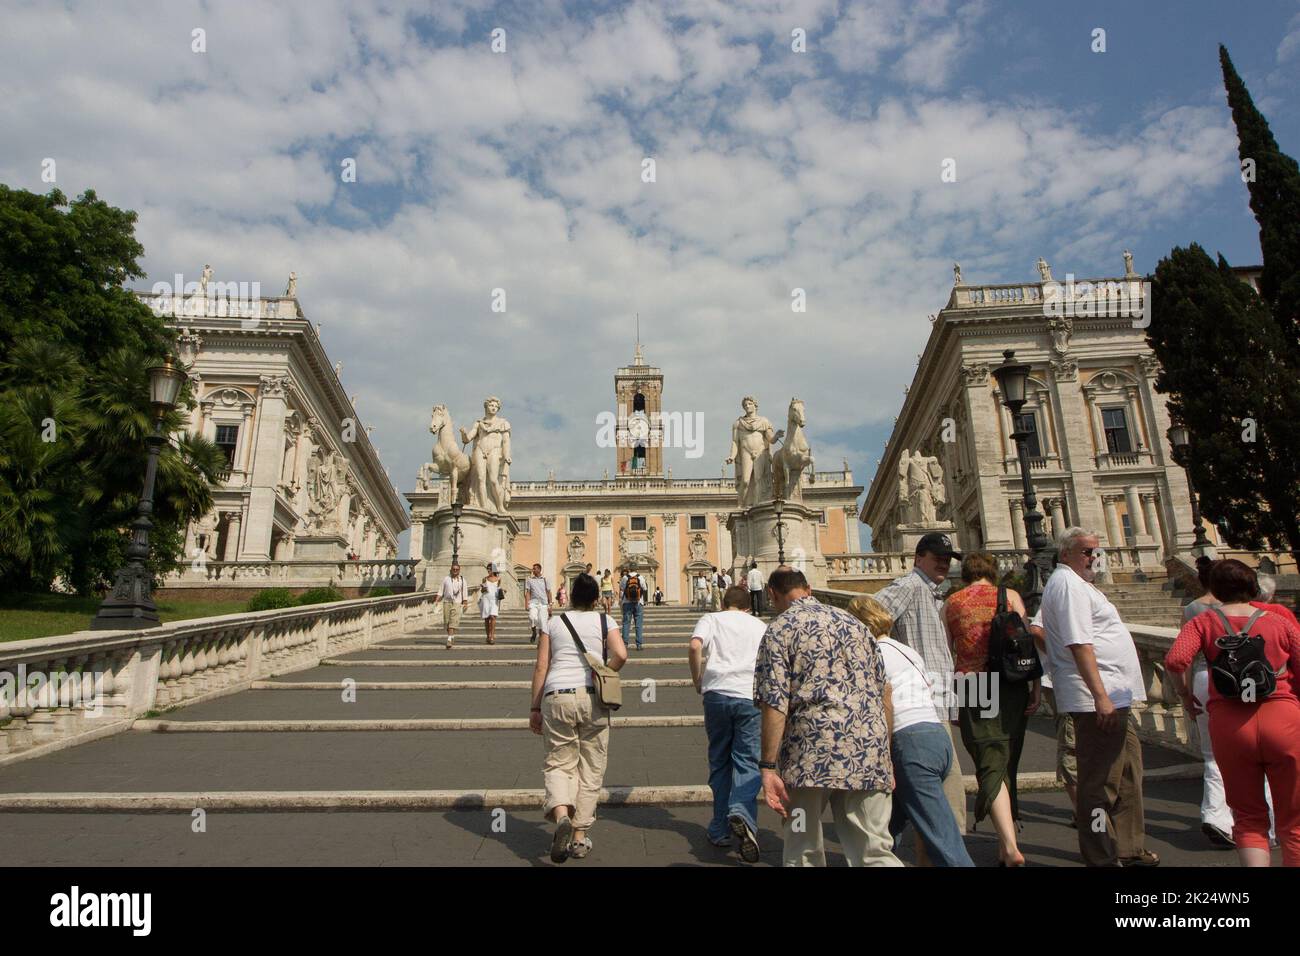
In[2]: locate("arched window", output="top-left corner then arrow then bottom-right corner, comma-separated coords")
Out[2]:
633,391 -> 646,413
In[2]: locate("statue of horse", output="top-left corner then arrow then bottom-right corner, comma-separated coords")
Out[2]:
772,398 -> 814,500
429,404 -> 471,505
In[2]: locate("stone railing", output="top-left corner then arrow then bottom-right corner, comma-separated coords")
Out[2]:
958,276 -> 1145,315
0,592 -> 438,765
165,558 -> 418,589
825,553 -> 911,579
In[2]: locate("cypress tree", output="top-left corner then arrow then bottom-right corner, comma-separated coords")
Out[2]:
1220,44 -> 1300,347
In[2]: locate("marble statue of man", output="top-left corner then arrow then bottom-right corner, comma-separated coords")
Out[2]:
199,264 -> 213,297
953,262 -> 962,285
1123,250 -> 1135,277
286,272 -> 297,297
460,396 -> 512,513
1036,257 -> 1052,283
727,396 -> 781,508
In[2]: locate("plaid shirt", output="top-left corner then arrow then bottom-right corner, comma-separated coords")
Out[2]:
874,568 -> 957,719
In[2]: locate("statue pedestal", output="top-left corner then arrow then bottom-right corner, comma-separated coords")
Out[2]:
419,507 -> 518,590
728,500 -> 827,589
294,534 -> 348,561
895,522 -> 958,557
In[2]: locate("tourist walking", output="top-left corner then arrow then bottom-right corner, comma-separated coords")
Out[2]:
555,581 -> 568,608
529,573 -> 627,863
525,563 -> 551,645
435,563 -> 469,649
600,569 -> 615,613
1166,559 -> 1300,866
755,568 -> 901,867
478,565 -> 503,645
1027,568 -> 1079,820
746,562 -> 764,616
1041,528 -> 1156,867
1182,558 -> 1234,847
621,568 -> 645,650
694,571 -> 711,609
943,552 -> 1037,866
690,584 -> 768,862
849,595 -> 973,866
873,532 -> 967,856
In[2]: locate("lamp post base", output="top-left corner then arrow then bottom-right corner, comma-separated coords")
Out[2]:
90,565 -> 160,630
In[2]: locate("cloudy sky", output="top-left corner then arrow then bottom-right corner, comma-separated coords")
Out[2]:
3,0 -> 1298,546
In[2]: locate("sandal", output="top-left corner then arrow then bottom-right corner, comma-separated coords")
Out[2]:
1118,849 -> 1160,867
550,816 -> 573,864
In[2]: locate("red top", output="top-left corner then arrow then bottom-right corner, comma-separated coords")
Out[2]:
944,582 -> 999,674
1166,608 -> 1300,710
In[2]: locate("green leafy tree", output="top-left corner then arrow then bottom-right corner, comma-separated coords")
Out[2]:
0,185 -> 228,594
1148,245 -> 1300,559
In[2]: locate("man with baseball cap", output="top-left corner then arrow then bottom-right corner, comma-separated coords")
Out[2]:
874,531 -> 966,860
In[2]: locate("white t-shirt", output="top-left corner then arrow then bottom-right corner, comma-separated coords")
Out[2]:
746,568 -> 763,591
879,637 -> 945,733
525,576 -> 549,605
439,575 -> 466,601
691,610 -> 767,699
544,611 -> 620,695
1041,565 -> 1147,712
723,574 -> 733,588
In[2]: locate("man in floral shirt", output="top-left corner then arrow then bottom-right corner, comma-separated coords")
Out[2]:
755,567 -> 901,866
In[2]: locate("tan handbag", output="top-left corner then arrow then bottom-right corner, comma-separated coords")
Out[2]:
559,612 -> 622,710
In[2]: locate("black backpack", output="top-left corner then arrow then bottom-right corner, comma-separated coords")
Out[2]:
1207,607 -> 1282,702
986,585 -> 1043,684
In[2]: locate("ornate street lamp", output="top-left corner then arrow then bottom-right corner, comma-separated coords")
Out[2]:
1168,424 -> 1212,555
993,349 -> 1054,614
91,357 -> 188,630
450,500 -> 464,567
772,496 -> 787,566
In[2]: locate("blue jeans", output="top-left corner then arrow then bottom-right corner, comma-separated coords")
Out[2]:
889,722 -> 974,867
621,601 -> 643,648
703,691 -> 761,842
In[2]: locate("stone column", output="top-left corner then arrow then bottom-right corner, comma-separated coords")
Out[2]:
409,514 -> 427,562
540,515 -> 557,585
238,404 -> 256,477
1049,498 -> 1067,538
1124,485 -> 1152,544
1009,499 -> 1026,550
716,513 -> 734,570
962,363 -> 1016,548
1052,364 -> 1107,537
199,400 -> 215,443
243,376 -> 288,560
664,514 -> 681,603
596,514 -> 613,572
1124,386 -> 1147,451
1142,492 -> 1166,555
1102,495 -> 1124,549
222,512 -> 242,562
844,505 -> 861,552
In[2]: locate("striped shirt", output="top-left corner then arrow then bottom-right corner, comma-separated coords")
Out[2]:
874,568 -> 957,719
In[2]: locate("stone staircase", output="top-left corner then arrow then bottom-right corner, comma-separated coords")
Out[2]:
1099,580 -> 1186,627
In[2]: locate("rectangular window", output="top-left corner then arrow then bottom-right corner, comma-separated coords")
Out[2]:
817,510 -> 827,524
630,516 -> 647,531
1120,512 -> 1132,540
1014,411 -> 1042,458
215,424 -> 239,468
1102,407 -> 1132,454
689,515 -> 707,531
568,516 -> 586,533
515,518 -> 531,534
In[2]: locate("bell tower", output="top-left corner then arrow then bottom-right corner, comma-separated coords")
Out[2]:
614,339 -> 664,478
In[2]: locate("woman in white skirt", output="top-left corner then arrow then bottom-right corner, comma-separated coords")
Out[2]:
529,573 -> 627,862
479,566 -> 503,645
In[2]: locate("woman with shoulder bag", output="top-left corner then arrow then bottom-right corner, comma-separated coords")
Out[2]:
529,573 -> 627,862
943,552 -> 1038,866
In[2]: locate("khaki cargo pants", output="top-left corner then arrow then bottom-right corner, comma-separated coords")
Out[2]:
542,688 -> 610,830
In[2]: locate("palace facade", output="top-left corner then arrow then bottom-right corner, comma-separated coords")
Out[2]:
858,259 -> 1245,573
136,286 -> 409,589
408,347 -> 863,601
